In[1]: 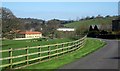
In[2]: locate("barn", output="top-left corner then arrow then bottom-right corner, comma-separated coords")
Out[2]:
15,31 -> 42,40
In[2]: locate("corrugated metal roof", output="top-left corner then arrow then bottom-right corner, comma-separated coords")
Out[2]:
19,31 -> 42,34
57,28 -> 75,31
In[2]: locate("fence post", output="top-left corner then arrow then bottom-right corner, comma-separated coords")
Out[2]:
9,48 -> 13,69
38,46 -> 41,61
73,42 -> 76,51
70,42 -> 73,52
67,43 -> 69,53
40,47 -> 41,61
62,44 -> 64,55
48,46 -> 50,59
78,40 -> 80,48
80,39 -> 83,47
76,41 -> 78,50
26,47 -> 29,65
76,41 -> 79,49
56,44 -> 58,58
82,38 -> 85,47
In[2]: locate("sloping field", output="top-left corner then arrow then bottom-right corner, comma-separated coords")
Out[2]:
65,17 -> 117,28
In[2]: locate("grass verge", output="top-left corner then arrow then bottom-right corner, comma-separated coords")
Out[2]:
11,38 -> 106,71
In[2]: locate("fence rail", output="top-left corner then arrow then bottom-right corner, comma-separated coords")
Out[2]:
0,36 -> 86,69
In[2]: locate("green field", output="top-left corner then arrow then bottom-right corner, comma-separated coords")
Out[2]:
65,17 -> 117,28
2,38 -> 74,50
23,38 -> 105,70
2,38 -> 74,69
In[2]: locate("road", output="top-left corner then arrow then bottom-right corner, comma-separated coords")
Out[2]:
58,39 -> 119,69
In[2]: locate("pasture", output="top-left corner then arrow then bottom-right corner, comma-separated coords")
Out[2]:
65,17 -> 116,28
1,38 -> 75,69
2,38 -> 74,50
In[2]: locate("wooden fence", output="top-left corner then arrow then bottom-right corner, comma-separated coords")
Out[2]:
0,36 -> 86,69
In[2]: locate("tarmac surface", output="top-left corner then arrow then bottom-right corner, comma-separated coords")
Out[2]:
58,39 -> 119,69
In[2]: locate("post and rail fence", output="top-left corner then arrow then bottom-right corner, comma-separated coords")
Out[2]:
0,36 -> 86,69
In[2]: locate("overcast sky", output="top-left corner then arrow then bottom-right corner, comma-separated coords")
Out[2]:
2,2 -> 118,20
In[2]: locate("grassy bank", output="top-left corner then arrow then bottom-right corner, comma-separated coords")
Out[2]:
22,38 -> 106,71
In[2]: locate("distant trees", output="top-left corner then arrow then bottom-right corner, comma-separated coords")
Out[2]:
89,25 -> 93,31
87,24 -> 113,38
2,7 -> 118,39
90,16 -> 95,19
96,14 -> 103,18
94,25 -> 99,31
79,15 -> 105,21
1,7 -> 16,19
76,25 -> 88,36
46,19 -> 61,38
2,19 -> 21,38
85,16 -> 91,20
105,15 -> 111,18
100,30 -> 108,35
1,7 -> 22,39
88,25 -> 100,37
88,25 -> 99,32
60,20 -> 74,24
47,19 -> 61,29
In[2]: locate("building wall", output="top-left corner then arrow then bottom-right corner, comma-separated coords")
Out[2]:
112,19 -> 120,31
25,34 -> 42,38
16,34 -> 25,38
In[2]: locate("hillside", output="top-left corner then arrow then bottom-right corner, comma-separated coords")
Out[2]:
1,7 -> 44,35
1,7 -> 68,38
65,17 -> 118,28
1,7 -> 16,19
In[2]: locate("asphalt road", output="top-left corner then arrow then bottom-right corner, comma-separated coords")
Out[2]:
58,39 -> 119,69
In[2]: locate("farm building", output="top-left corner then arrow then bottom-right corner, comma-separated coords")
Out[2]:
56,28 -> 75,38
15,31 -> 42,40
112,19 -> 120,31
90,24 -> 111,31
57,28 -> 75,31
